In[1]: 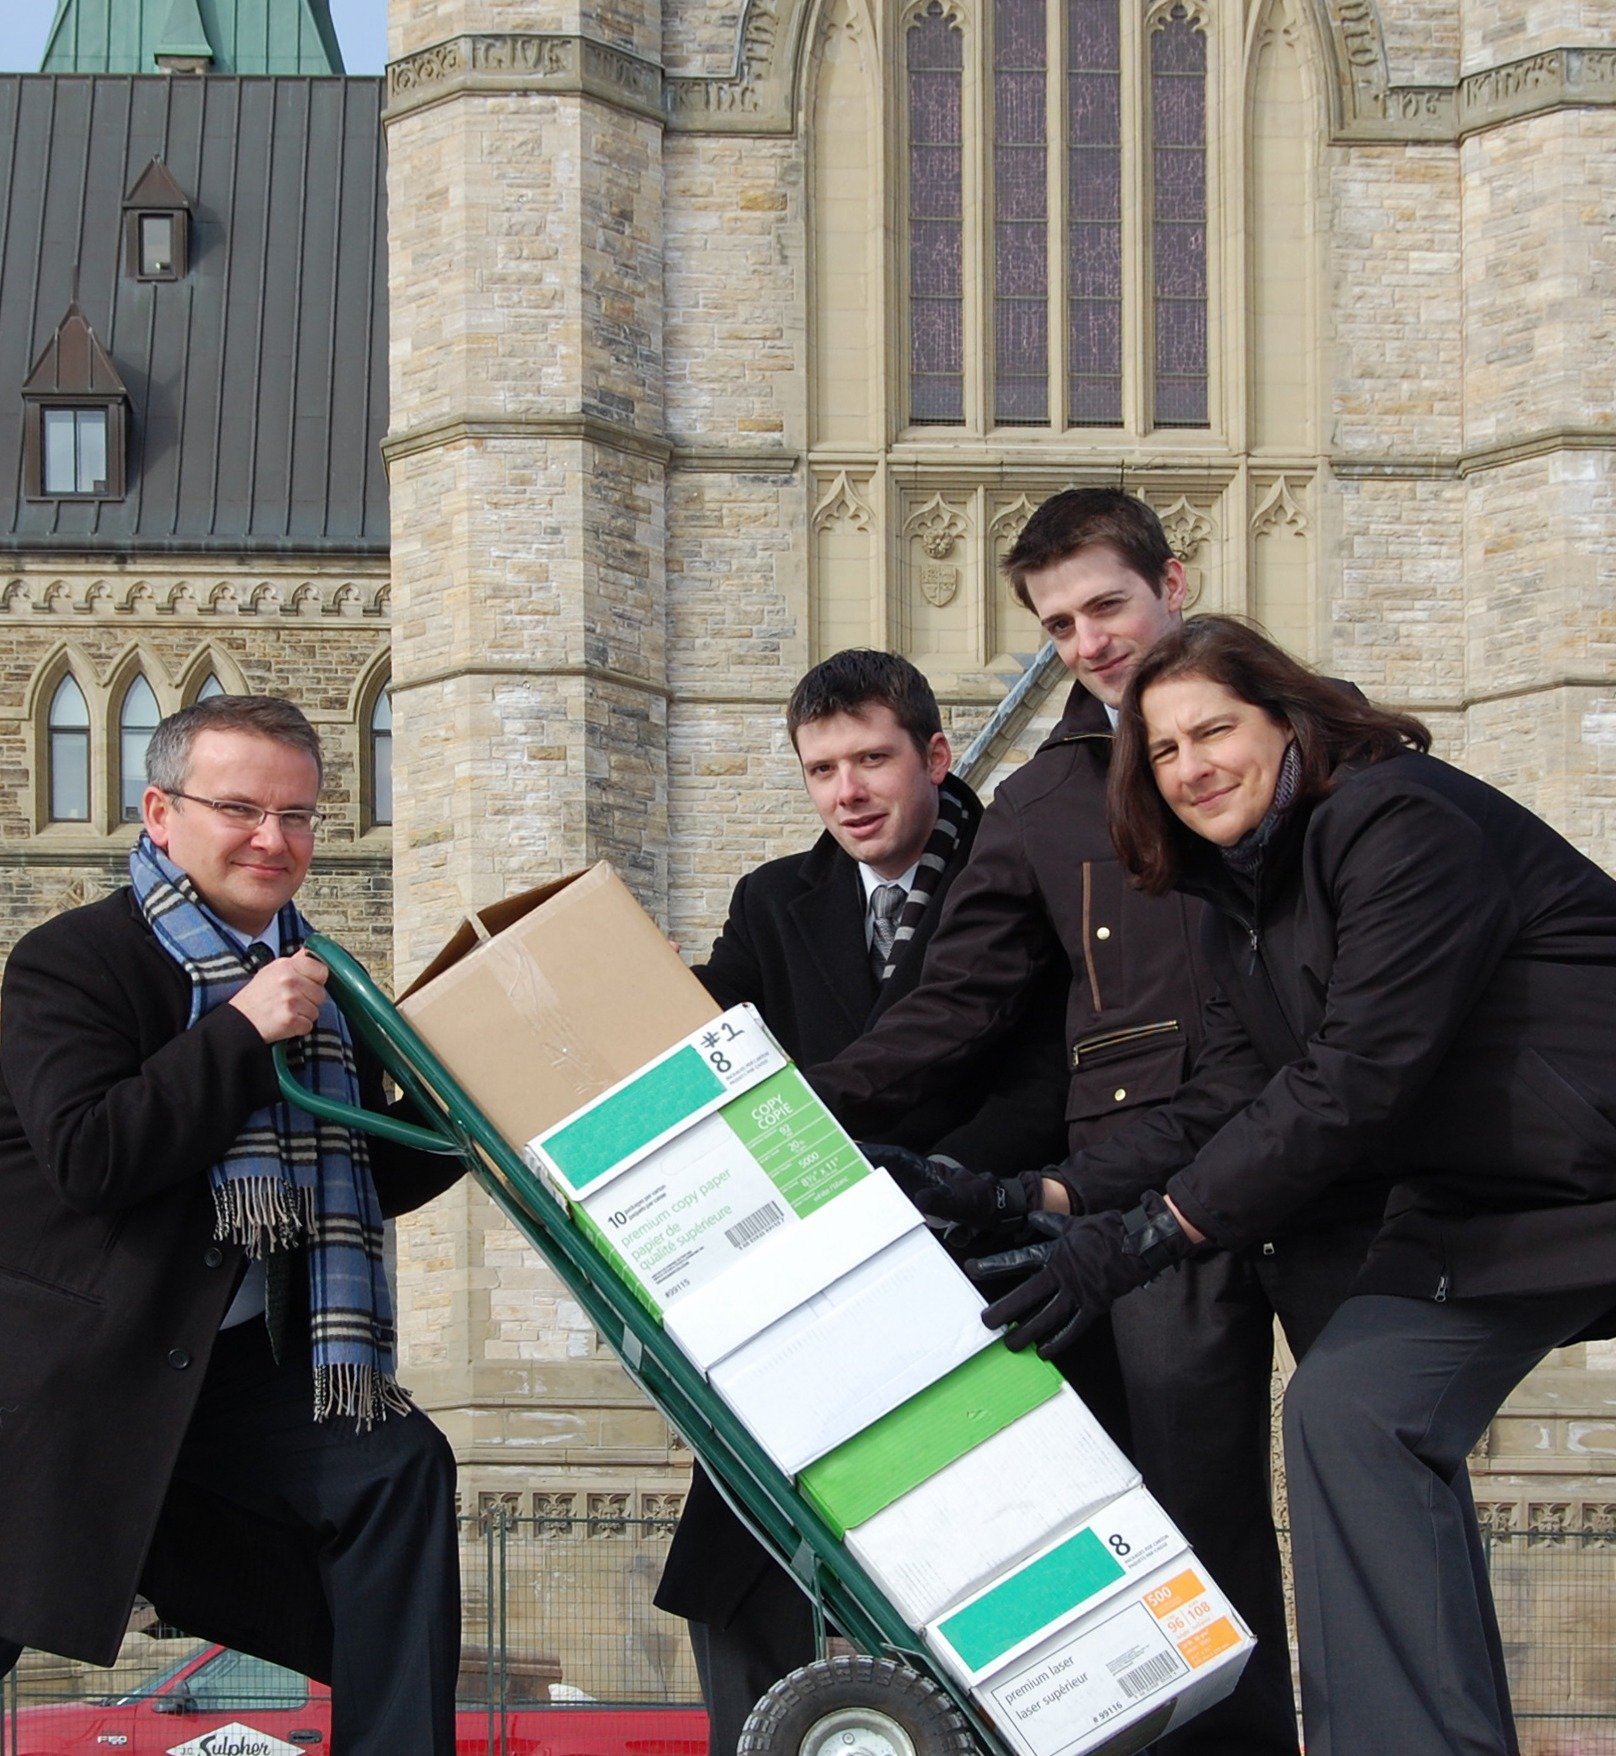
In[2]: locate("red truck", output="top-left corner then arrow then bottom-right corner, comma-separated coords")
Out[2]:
6,1642 -> 710,1756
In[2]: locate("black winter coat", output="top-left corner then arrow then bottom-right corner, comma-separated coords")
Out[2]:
1069,750 -> 1616,1320
0,889 -> 462,1668
813,684 -> 1217,1159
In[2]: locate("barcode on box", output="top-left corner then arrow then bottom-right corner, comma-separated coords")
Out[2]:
726,1202 -> 784,1250
1112,1649 -> 1183,1700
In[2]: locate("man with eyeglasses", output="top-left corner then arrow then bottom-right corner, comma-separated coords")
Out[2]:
0,695 -> 465,1754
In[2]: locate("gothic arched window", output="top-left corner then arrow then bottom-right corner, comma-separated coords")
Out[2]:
369,688 -> 392,827
902,0 -> 1208,432
195,672 -> 225,701
48,675 -> 91,822
118,675 -> 160,820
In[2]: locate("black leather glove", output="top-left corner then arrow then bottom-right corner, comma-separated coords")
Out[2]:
967,1192 -> 1192,1359
858,1143 -> 1044,1230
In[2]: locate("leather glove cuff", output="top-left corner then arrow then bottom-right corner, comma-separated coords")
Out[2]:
1120,1190 -> 1192,1277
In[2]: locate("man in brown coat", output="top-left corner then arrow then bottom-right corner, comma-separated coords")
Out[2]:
811,490 -> 1382,1756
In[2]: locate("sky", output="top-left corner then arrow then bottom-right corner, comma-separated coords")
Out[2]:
0,1 -> 390,73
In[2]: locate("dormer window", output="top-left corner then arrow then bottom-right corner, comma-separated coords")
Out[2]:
122,159 -> 191,283
139,214 -> 177,277
43,407 -> 111,495
23,303 -> 129,501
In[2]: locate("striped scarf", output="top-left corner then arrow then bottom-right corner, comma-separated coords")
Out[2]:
129,833 -> 406,1426
873,772 -> 973,982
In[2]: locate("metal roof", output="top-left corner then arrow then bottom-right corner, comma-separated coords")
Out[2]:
0,74 -> 389,554
40,0 -> 346,76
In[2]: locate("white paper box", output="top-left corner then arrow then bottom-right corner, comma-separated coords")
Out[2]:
526,1006 -> 887,1327
972,1558 -> 1253,1756
844,1387 -> 1141,1629
708,1228 -> 997,1475
664,1170 -> 922,1370
926,1487 -> 1187,1687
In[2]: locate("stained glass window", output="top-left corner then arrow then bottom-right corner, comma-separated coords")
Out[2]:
48,675 -> 90,823
1067,0 -> 1123,425
902,0 -> 1210,431
1151,5 -> 1208,426
994,0 -> 1047,425
908,3 -> 965,424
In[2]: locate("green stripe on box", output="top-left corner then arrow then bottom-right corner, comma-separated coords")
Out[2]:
798,1344 -> 1063,1537
936,1526 -> 1124,1673
540,1045 -> 725,1190
573,1206 -> 664,1321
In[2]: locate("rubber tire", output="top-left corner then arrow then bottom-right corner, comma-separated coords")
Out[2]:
737,1654 -> 978,1756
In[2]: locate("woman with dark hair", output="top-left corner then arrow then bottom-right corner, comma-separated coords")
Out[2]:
937,615 -> 1616,1754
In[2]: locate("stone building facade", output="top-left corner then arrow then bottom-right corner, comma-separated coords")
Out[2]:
3,0 -> 1615,1677
380,0 -> 1616,1576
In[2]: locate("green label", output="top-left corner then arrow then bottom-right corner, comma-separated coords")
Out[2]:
799,1344 -> 1063,1536
936,1527 -> 1124,1672
541,1045 -> 725,1190
721,1066 -> 866,1216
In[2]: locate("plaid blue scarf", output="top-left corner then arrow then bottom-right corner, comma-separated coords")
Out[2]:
130,833 -> 406,1426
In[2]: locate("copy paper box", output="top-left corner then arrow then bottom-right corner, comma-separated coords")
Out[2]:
841,1385 -> 1141,1629
527,1006 -> 922,1351
708,1227 -> 997,1475
661,1167 -> 922,1369
799,1345 -> 1068,1538
970,1559 -> 1253,1756
397,863 -> 718,1153
926,1487 -> 1187,1686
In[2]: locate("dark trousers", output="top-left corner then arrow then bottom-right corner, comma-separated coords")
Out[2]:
1110,1227 -> 1374,1756
1284,1286 -> 1616,1756
688,1563 -> 818,1756
0,1324 -> 460,1751
160,1320 -> 461,1756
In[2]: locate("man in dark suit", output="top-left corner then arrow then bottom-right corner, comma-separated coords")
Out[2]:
0,695 -> 464,1755
654,649 -> 1078,1755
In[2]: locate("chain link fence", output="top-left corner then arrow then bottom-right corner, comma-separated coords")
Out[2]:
3,1515 -> 1613,1753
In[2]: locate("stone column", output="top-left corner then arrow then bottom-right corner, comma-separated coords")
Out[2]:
1454,12 -> 1616,865
385,0 -> 681,1511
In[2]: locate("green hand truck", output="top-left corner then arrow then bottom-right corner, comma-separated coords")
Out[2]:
276,934 -> 1004,1756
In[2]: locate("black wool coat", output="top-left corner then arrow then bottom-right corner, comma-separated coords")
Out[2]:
813,684 -> 1219,1162
0,889 -> 462,1669
1070,750 -> 1616,1322
656,777 -> 1071,1627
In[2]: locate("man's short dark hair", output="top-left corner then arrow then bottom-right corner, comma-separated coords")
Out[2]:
146,696 -> 325,794
786,650 -> 943,756
1003,489 -> 1176,609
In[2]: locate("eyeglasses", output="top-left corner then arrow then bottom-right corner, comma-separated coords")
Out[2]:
166,792 -> 325,837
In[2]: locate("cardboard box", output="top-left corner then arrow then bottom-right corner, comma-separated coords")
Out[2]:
708,1227 -> 998,1475
840,1384 -> 1141,1630
397,864 -> 718,1152
527,1005 -> 921,1356
968,1557 -> 1253,1756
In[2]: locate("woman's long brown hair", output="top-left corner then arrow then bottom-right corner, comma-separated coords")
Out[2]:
1109,615 -> 1431,894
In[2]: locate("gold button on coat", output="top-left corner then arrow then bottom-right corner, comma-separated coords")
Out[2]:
1113,1088 -> 1127,1102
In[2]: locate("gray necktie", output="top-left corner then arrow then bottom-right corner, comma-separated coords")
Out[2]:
869,882 -> 906,980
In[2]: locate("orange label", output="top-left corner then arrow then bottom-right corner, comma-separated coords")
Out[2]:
1178,1617 -> 1242,1670
1143,1569 -> 1205,1616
